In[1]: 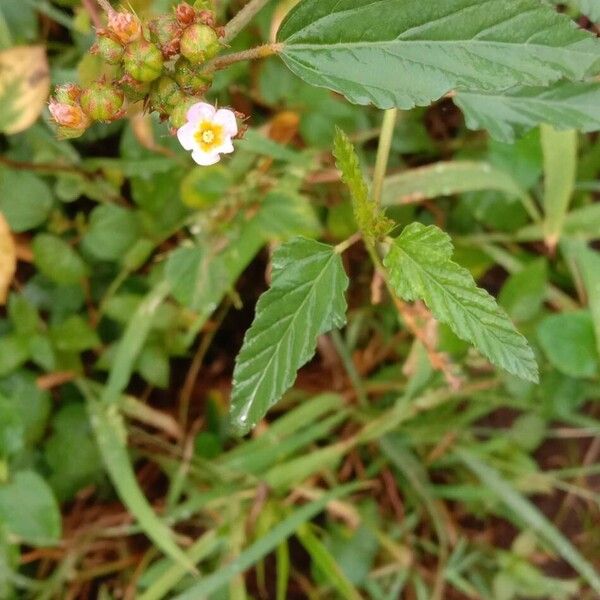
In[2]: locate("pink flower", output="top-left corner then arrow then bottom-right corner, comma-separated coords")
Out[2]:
176,102 -> 237,166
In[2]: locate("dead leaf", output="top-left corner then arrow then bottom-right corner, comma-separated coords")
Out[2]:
0,45 -> 50,135
0,212 -> 16,304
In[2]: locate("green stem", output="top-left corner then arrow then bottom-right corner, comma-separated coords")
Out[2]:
222,0 -> 272,44
204,43 -> 282,72
371,109 -> 398,207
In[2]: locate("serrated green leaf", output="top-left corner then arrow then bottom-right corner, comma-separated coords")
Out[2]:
383,223 -> 538,382
456,81 -> 600,142
167,190 -> 321,330
277,0 -> 600,110
382,161 -> 527,205
230,238 -> 349,435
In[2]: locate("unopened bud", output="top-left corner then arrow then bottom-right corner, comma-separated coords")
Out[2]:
197,10 -> 216,27
123,38 -> 165,82
180,23 -> 220,64
174,57 -> 213,94
54,83 -> 82,105
149,76 -> 186,115
148,15 -> 182,58
168,96 -> 202,129
92,34 -> 124,65
49,99 -> 90,130
176,2 -> 197,26
119,74 -> 151,102
108,11 -> 142,45
80,82 -> 125,121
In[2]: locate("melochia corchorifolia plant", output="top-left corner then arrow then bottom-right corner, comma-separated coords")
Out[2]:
50,0 -> 600,436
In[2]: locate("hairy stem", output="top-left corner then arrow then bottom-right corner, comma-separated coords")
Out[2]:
372,109 -> 398,207
204,43 -> 282,71
222,0 -> 272,44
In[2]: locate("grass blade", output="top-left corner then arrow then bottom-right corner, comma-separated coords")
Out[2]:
80,383 -> 196,574
172,483 -> 362,599
296,524 -> 363,600
101,281 -> 170,405
457,449 -> 600,594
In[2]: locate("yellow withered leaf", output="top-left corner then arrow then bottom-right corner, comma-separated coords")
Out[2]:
0,212 -> 16,304
0,45 -> 50,135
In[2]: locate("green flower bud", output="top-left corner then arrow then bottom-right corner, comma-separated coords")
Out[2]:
119,74 -> 151,102
168,96 -> 202,129
80,82 -> 125,121
149,76 -> 186,115
174,57 -> 213,94
54,83 -> 82,105
148,15 -> 182,58
123,38 -> 164,82
180,23 -> 220,64
92,35 -> 124,65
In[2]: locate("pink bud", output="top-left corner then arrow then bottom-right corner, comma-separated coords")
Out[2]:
48,100 -> 90,130
175,2 -> 196,26
108,11 -> 142,45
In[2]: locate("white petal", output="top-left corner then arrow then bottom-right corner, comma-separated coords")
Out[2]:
191,149 -> 221,166
214,109 -> 238,136
187,102 -> 216,124
214,138 -> 234,155
177,122 -> 198,151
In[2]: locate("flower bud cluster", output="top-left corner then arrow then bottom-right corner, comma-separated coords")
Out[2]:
49,2 -> 223,138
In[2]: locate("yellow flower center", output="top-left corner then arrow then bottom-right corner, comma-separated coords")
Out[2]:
194,121 -> 224,152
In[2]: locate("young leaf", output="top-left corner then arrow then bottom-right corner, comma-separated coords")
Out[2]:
383,223 -> 538,382
277,0 -> 600,110
456,81 -> 600,142
332,127 -> 392,239
230,238 -> 349,435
